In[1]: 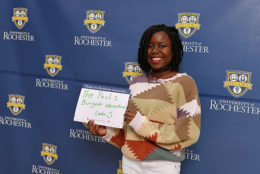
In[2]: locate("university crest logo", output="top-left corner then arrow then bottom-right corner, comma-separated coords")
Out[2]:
122,62 -> 142,83
7,94 -> 25,115
41,143 -> 58,165
84,10 -> 105,33
175,13 -> 200,38
12,8 -> 28,29
44,55 -> 62,77
224,71 -> 253,98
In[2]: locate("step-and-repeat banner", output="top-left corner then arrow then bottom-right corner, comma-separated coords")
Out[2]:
0,0 -> 260,173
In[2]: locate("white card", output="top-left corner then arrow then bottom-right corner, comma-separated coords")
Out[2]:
74,83 -> 130,128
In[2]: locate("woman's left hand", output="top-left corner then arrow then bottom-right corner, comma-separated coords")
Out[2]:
124,110 -> 137,123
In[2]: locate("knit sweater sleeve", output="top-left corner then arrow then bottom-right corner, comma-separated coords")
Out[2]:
129,76 -> 201,150
102,126 -> 126,148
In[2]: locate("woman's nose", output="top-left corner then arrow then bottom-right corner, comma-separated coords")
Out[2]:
151,46 -> 159,53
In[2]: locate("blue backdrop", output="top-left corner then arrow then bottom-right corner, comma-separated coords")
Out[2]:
1,0 -> 260,173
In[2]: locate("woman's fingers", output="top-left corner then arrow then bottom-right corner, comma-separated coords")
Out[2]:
88,120 -> 97,135
87,120 -> 107,136
124,110 -> 137,123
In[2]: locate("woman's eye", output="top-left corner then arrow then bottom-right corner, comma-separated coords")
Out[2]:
160,45 -> 166,48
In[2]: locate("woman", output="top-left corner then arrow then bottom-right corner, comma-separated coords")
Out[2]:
88,24 -> 201,174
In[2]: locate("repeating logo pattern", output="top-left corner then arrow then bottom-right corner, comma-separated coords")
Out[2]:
41,143 -> 58,165
122,62 -> 142,83
224,71 -> 253,98
84,10 -> 105,33
12,8 -> 28,29
175,13 -> 200,38
7,94 -> 26,115
44,55 -> 62,77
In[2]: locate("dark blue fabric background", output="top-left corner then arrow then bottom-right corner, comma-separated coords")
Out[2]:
0,0 -> 259,173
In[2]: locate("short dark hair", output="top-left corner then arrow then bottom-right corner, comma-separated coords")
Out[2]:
138,24 -> 183,74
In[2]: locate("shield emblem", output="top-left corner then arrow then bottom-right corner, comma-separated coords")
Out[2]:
224,71 -> 253,98
175,13 -> 200,38
7,94 -> 25,115
122,62 -> 142,83
44,55 -> 62,77
84,10 -> 105,33
41,143 -> 58,165
12,8 -> 28,29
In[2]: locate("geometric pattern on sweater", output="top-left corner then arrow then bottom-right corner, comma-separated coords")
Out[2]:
173,74 -> 201,105
175,116 -> 192,143
144,148 -> 185,162
107,73 -> 201,162
131,83 -> 173,104
131,98 -> 173,121
129,82 -> 160,98
110,129 -> 125,148
177,99 -> 201,119
193,113 -> 201,130
125,140 -> 158,160
131,74 -> 200,149
125,140 -> 185,161
128,84 -> 174,119
149,105 -> 177,124
163,82 -> 184,105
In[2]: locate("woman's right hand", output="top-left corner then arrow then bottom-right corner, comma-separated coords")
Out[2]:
87,120 -> 107,136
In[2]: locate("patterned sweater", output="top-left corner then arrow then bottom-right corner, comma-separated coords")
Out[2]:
103,73 -> 201,162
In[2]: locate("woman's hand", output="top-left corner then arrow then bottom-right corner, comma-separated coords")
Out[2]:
87,120 -> 107,136
124,110 -> 137,124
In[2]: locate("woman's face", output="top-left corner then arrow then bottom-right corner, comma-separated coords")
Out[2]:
147,31 -> 173,72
